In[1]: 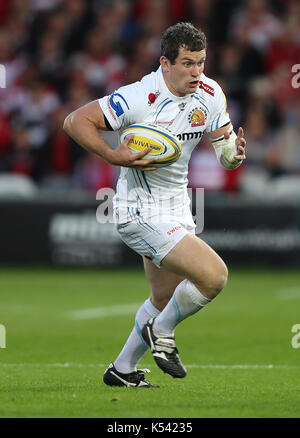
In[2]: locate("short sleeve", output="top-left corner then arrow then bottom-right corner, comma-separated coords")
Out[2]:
98,82 -> 144,132
205,83 -> 231,133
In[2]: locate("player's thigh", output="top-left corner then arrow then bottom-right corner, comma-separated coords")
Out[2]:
143,256 -> 184,310
161,234 -> 228,298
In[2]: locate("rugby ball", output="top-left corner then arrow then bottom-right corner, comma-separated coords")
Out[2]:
120,123 -> 182,167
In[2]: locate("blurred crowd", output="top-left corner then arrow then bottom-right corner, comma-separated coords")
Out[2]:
0,0 -> 299,199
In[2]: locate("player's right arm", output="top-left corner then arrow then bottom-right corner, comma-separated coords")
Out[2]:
63,100 -> 157,171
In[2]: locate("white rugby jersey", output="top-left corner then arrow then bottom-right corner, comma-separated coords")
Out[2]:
98,66 -> 230,214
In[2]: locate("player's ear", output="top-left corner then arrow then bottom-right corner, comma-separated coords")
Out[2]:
160,56 -> 170,73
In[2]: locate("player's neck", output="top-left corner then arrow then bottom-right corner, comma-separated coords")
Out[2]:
162,72 -> 187,98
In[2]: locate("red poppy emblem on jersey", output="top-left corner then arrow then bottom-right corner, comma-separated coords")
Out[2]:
148,91 -> 160,105
148,93 -> 156,103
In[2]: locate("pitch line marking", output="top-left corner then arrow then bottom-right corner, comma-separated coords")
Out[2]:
67,302 -> 142,320
275,286 -> 300,300
0,363 -> 297,369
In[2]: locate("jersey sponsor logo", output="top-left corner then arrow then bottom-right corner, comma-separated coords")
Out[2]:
188,107 -> 207,127
167,225 -> 182,236
109,93 -> 129,117
176,131 -> 203,141
178,102 -> 187,111
155,120 -> 174,125
199,81 -> 215,96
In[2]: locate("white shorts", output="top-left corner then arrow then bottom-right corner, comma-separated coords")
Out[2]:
115,206 -> 196,268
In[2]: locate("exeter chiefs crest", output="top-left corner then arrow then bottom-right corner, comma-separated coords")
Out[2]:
188,107 -> 207,127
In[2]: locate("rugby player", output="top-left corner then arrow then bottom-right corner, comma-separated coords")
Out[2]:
63,22 -> 246,388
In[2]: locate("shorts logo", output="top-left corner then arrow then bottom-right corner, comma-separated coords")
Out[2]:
109,93 -> 129,117
167,225 -> 182,236
188,107 -> 207,127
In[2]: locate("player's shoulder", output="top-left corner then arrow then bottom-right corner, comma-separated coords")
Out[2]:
140,68 -> 160,92
105,69 -> 160,119
98,69 -> 161,129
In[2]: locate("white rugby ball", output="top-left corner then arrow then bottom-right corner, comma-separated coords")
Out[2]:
120,123 -> 182,168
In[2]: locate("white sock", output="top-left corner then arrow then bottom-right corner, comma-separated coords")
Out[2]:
113,298 -> 160,374
153,279 -> 211,336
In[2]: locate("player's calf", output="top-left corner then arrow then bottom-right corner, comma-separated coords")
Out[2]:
161,234 -> 228,300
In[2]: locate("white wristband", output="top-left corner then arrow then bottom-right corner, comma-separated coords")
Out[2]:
212,124 -> 241,170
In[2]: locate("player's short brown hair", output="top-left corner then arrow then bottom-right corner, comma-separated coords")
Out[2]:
161,22 -> 207,64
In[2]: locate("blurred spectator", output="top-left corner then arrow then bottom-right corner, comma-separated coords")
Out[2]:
14,75 -> 60,152
94,0 -> 134,51
65,73 -> 92,110
70,26 -> 125,96
0,111 -> 12,171
45,80 -> 91,183
229,0 -> 283,53
30,0 -> 61,12
49,107 -> 73,177
62,0 -> 93,54
139,0 -> 170,57
124,35 -> 160,84
246,76 -> 282,129
8,125 -> 34,177
0,0 -> 298,197
72,154 -> 117,192
134,0 -> 185,24
33,30 -> 67,95
211,76 -> 243,127
243,105 -> 276,170
266,101 -> 300,175
189,133 -> 243,192
266,21 -> 300,75
186,0 -> 215,37
0,29 -> 28,90
0,0 -> 9,25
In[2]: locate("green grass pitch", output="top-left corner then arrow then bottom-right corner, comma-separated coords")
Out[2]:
0,266 -> 299,418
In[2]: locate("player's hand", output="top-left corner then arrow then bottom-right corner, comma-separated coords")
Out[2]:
108,135 -> 157,171
230,127 -> 246,161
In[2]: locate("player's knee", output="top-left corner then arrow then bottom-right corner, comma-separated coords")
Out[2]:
218,265 -> 228,292
211,263 -> 228,297
199,263 -> 228,299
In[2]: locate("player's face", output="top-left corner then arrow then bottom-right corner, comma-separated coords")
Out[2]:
161,47 -> 206,97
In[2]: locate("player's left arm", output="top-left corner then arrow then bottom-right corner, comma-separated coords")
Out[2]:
208,123 -> 246,170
